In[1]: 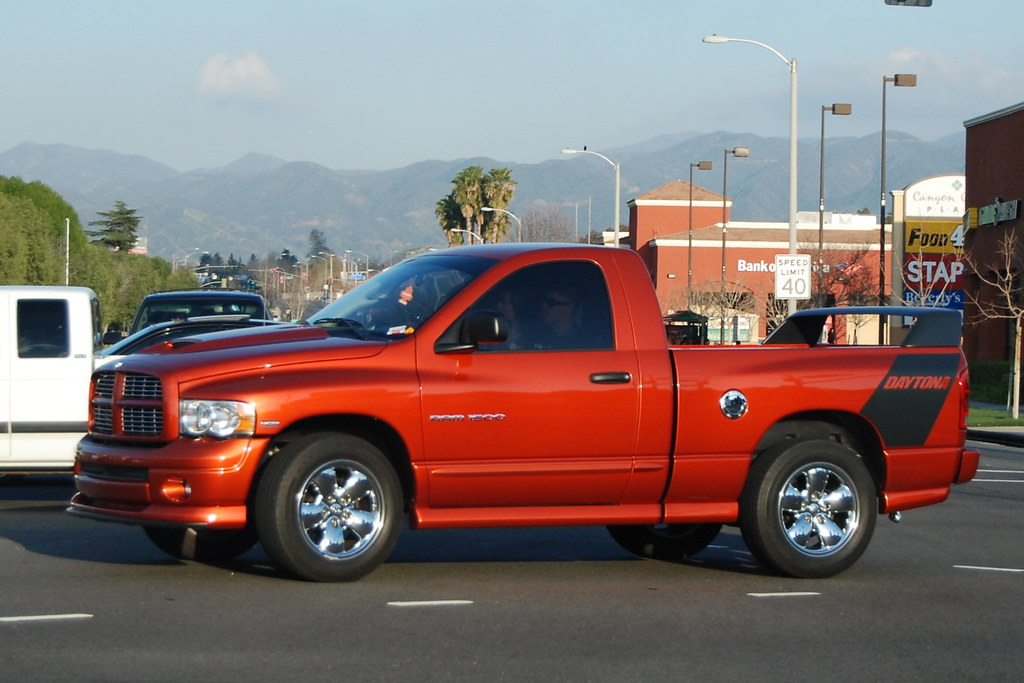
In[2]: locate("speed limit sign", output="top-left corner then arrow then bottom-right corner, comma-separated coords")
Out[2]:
774,254 -> 812,300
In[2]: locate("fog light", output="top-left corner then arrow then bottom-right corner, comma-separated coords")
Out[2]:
161,477 -> 192,503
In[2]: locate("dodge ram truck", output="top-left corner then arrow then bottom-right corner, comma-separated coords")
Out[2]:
69,244 -> 978,581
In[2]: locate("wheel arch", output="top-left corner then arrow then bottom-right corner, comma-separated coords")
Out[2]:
254,414 -> 414,508
752,411 -> 885,494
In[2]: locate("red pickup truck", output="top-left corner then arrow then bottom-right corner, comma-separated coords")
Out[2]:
70,244 -> 978,581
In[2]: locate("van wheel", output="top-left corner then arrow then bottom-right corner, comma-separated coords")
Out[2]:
143,525 -> 258,562
740,439 -> 877,578
607,523 -> 722,561
254,433 -> 402,582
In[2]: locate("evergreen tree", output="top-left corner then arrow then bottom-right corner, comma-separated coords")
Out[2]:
88,200 -> 142,252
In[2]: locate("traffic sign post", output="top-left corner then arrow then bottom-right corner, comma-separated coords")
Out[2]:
774,254 -> 812,301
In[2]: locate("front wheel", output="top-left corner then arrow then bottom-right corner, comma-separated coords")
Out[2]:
607,523 -> 722,561
254,433 -> 402,582
740,439 -> 877,578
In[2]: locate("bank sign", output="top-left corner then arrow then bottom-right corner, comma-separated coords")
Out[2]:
901,176 -> 966,310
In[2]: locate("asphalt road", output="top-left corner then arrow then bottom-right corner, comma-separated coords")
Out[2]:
1,440 -> 1021,682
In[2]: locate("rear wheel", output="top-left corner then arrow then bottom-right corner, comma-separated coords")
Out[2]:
254,432 -> 402,582
143,525 -> 258,563
607,523 -> 723,561
740,439 -> 877,578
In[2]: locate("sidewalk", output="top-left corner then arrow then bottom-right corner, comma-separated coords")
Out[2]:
967,426 -> 1024,448
968,402 -> 1024,448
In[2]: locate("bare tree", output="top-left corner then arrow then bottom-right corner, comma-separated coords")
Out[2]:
688,276 -> 757,344
965,231 -> 1024,418
521,206 -> 577,243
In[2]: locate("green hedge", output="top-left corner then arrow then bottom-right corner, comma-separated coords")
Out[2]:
969,360 -> 1013,404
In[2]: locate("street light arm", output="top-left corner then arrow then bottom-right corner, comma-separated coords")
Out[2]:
703,34 -> 795,70
482,206 -> 523,242
561,146 -> 622,248
562,148 -> 616,169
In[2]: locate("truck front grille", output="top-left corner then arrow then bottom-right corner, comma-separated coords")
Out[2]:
91,371 -> 166,438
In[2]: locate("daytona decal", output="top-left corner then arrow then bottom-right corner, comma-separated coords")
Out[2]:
860,353 -> 961,447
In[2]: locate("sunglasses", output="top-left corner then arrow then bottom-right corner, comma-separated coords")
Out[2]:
544,297 -> 572,308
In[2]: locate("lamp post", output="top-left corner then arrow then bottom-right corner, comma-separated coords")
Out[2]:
315,251 -> 335,301
171,247 -> 200,273
688,160 -> 713,307
562,147 -> 621,248
449,228 -> 483,245
481,206 -> 522,242
878,73 -> 917,343
703,34 -> 798,314
720,147 -> 749,344
345,249 -> 372,281
818,103 -> 853,300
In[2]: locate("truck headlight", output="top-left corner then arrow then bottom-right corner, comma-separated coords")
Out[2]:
179,400 -> 256,438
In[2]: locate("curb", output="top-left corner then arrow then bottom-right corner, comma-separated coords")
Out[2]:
967,429 -> 1024,448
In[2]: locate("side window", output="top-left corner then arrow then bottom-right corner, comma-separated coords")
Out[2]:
17,299 -> 70,358
473,261 -> 614,352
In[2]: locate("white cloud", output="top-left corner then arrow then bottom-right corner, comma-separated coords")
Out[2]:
195,51 -> 281,101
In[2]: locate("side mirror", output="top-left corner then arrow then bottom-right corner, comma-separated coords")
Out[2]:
435,311 -> 508,353
102,330 -> 126,345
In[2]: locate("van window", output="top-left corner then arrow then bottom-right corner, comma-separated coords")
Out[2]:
17,299 -> 70,358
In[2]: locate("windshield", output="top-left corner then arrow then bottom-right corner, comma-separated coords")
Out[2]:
308,252 -> 495,340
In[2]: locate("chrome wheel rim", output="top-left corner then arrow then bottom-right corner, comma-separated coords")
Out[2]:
776,462 -> 859,556
297,459 -> 385,559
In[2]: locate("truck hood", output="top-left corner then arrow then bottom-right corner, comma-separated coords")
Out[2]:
100,323 -> 388,379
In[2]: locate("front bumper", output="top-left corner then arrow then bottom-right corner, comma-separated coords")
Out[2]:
68,434 -> 269,529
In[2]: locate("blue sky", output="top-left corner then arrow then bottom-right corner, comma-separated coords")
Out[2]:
2,1 -> 1019,172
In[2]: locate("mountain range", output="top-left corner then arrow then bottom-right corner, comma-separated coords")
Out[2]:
0,130 -> 965,263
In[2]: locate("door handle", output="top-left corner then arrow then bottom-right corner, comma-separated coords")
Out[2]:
590,372 -> 632,384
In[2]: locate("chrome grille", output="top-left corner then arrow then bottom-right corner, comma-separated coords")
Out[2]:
93,404 -> 114,433
122,407 -> 163,435
123,374 -> 162,400
89,371 -> 166,438
94,372 -> 116,399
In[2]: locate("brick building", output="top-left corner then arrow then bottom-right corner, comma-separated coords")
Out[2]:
963,102 -> 1024,362
627,180 -> 885,342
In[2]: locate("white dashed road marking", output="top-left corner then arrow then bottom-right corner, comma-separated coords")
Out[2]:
0,613 -> 93,623
954,565 -> 1024,573
387,600 -> 474,607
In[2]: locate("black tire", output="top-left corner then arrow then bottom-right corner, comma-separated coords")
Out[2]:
740,439 -> 877,578
253,432 -> 402,582
607,523 -> 722,561
143,525 -> 259,563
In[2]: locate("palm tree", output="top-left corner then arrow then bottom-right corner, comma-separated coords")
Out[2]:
481,167 -> 517,242
436,166 -> 517,245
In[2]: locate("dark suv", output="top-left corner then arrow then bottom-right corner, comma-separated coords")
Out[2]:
128,290 -> 270,335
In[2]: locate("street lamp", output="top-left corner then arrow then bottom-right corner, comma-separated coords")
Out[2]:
315,251 -> 335,301
562,147 -> 621,248
171,247 -> 200,273
720,147 -> 749,344
818,103 -> 853,300
878,73 -> 917,343
449,228 -> 483,245
688,160 -> 713,306
703,34 -> 798,314
481,206 -> 522,242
